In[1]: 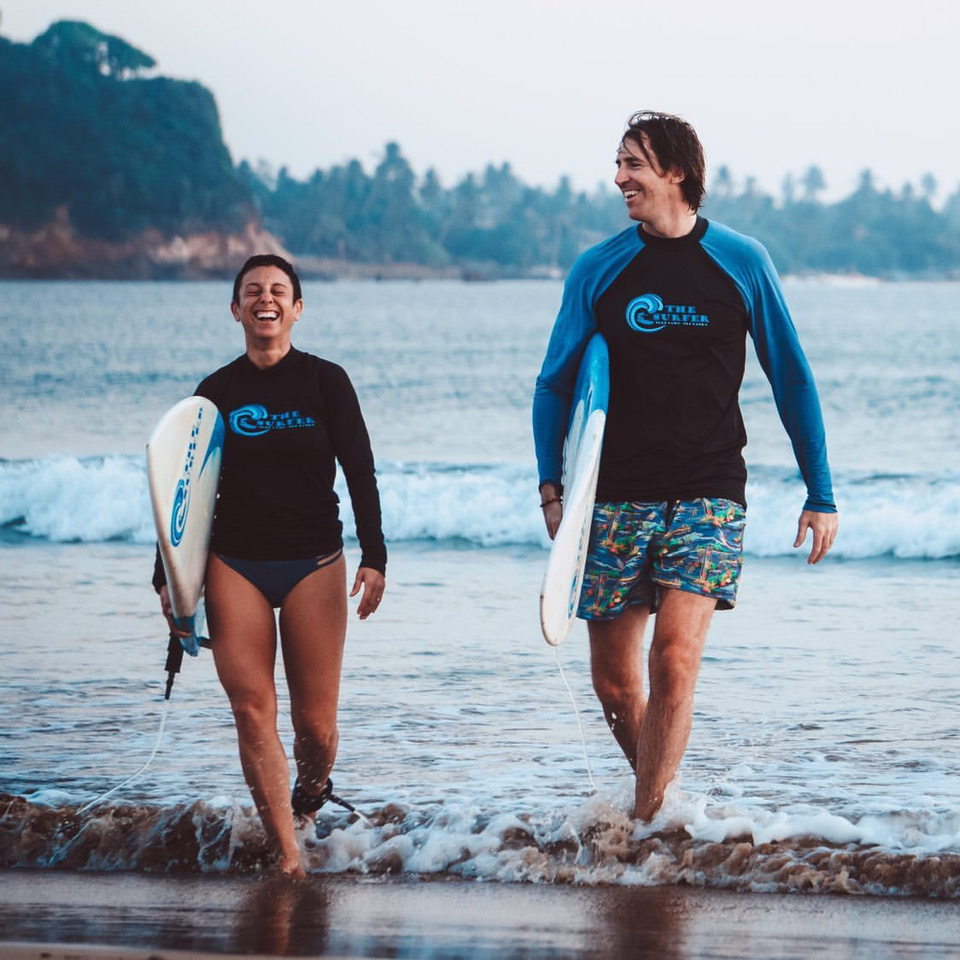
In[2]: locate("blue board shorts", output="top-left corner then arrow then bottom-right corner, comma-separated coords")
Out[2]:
577,498 -> 746,619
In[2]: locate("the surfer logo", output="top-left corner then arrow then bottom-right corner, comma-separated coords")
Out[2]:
230,403 -> 271,437
625,293 -> 710,333
625,294 -> 666,333
229,404 -> 316,435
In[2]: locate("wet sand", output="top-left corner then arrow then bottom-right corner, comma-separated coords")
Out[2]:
2,872 -> 960,959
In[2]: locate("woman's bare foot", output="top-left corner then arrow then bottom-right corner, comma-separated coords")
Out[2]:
274,853 -> 306,880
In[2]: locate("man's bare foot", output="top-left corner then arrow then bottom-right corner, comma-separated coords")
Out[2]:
633,792 -> 664,823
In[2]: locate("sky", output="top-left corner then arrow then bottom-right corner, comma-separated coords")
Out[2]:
4,0 -> 960,202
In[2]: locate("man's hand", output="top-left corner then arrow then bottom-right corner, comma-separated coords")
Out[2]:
351,566 -> 385,619
794,509 -> 839,564
539,483 -> 563,540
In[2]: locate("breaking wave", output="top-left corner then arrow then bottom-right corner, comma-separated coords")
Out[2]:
1,456 -> 958,560
3,790 -> 959,897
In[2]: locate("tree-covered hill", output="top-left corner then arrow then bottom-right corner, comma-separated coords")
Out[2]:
0,20 -> 253,242
3,19 -> 959,279
243,150 -> 960,279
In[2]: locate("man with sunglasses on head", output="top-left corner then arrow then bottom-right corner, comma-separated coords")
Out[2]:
533,111 -> 838,821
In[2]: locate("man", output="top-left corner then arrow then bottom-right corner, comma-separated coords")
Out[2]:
533,111 -> 838,822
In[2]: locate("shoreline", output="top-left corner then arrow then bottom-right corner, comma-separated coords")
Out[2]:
2,872 -> 960,960
2,263 -> 958,284
0,263 -> 557,283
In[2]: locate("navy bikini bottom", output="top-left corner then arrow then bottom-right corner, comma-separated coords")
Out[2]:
217,549 -> 343,608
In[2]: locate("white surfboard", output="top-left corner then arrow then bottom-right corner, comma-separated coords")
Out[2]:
147,397 -> 224,656
540,333 -> 610,646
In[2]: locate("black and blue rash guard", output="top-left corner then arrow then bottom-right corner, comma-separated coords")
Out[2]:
198,347 -> 386,572
533,217 -> 835,512
153,346 -> 386,594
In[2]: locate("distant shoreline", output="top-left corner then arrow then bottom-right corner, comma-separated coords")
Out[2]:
3,213 -> 956,283
0,218 -> 955,284
2,267 -> 957,283
0,216 -> 563,283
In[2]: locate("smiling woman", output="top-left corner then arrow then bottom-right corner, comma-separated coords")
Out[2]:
153,253 -> 387,878
231,261 -> 303,350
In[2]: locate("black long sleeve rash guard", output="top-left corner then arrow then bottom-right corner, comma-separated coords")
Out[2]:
153,347 -> 386,592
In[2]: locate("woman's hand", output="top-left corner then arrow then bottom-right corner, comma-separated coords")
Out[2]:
159,585 -> 191,638
351,567 -> 385,619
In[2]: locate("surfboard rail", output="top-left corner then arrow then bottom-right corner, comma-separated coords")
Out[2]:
147,396 -> 224,656
539,334 -> 609,646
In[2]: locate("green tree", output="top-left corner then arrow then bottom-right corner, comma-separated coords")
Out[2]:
801,165 -> 827,203
0,20 -> 252,239
33,20 -> 156,77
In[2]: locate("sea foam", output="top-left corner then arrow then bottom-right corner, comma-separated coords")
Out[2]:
5,788 -> 960,895
1,456 -> 958,560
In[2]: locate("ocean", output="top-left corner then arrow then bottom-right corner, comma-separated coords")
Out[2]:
1,276 -> 959,903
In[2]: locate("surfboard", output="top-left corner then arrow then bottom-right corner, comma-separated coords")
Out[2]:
539,333 -> 610,646
146,397 -> 224,656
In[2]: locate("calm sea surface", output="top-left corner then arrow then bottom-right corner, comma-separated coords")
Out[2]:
0,278 -> 958,894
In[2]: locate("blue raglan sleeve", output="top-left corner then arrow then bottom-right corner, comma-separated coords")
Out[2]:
532,227 -> 643,489
714,232 -> 836,512
532,255 -> 600,489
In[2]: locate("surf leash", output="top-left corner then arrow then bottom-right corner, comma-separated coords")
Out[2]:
75,633 -> 182,815
293,777 -> 372,826
553,645 -> 599,794
76,703 -> 170,815
164,631 -> 184,699
327,789 -> 372,826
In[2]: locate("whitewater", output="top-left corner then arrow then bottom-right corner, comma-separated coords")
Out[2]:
2,455 -> 958,559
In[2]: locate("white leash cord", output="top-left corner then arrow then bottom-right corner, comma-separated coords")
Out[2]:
553,645 -> 599,794
76,700 -> 170,815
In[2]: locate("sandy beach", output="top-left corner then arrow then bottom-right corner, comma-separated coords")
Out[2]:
3,871 -> 960,959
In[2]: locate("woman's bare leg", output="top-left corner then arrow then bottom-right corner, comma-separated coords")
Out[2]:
205,555 -> 303,877
278,555 -> 348,806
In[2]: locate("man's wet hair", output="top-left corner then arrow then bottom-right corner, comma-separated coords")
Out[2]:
232,254 -> 302,304
622,111 -> 706,212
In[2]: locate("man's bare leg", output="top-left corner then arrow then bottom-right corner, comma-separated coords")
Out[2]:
633,588 -> 716,821
588,604 -> 652,769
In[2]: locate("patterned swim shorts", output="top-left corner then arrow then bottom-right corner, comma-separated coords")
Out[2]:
577,498 -> 746,619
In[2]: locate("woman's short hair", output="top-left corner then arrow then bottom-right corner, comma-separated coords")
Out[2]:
232,254 -> 302,304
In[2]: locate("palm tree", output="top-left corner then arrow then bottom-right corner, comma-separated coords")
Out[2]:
801,165 -> 827,204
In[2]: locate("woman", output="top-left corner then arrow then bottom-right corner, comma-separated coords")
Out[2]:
156,254 -> 386,877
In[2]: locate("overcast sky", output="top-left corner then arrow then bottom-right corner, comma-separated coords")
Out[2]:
5,0 -> 959,202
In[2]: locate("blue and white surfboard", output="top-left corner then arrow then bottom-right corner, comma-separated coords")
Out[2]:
540,333 -> 610,646
147,397 -> 224,656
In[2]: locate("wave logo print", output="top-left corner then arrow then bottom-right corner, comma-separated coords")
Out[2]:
170,479 -> 189,546
626,294 -> 666,333
230,403 -> 271,436
170,412 -> 201,547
